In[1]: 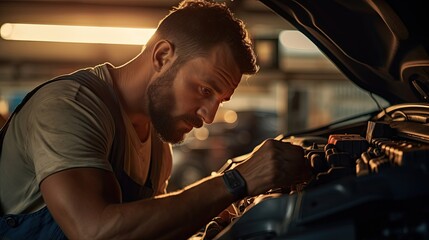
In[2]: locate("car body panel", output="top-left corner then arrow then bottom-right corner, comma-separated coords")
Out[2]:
261,0 -> 429,104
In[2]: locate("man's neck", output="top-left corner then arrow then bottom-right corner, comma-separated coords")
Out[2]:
130,114 -> 151,142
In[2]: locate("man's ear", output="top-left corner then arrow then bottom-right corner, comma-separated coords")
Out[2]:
152,40 -> 175,72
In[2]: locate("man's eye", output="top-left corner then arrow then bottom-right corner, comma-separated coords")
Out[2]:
201,87 -> 211,96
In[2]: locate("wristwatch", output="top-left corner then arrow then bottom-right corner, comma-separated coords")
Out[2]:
222,169 -> 247,200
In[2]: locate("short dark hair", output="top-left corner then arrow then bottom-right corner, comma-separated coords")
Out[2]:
149,0 -> 258,75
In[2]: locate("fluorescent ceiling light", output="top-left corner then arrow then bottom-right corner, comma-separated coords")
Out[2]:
0,23 -> 156,45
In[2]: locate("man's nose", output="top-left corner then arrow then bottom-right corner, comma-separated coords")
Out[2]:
197,100 -> 219,124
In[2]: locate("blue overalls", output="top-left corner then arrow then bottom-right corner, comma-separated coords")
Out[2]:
0,207 -> 66,239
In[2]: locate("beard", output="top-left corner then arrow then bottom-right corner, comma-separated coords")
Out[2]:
147,63 -> 203,144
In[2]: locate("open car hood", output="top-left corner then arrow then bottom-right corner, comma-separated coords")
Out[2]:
260,0 -> 429,104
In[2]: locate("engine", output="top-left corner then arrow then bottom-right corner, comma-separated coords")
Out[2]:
213,110 -> 429,240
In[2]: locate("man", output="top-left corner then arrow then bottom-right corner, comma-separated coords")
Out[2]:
0,0 -> 311,239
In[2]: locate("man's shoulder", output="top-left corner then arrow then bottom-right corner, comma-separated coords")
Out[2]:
23,74 -> 113,122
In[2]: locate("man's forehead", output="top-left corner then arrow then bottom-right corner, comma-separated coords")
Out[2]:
207,44 -> 242,86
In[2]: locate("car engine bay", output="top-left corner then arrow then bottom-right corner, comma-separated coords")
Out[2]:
214,103 -> 429,240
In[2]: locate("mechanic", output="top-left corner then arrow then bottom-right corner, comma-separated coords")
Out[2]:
0,0 -> 311,239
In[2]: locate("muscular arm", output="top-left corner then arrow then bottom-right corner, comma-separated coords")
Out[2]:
41,167 -> 235,240
41,139 -> 311,240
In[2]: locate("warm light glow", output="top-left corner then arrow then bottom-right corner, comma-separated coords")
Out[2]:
194,127 -> 209,141
224,110 -> 238,124
279,30 -> 319,53
0,23 -> 156,45
0,100 -> 8,116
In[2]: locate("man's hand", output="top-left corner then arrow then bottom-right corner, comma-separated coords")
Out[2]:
235,139 -> 312,197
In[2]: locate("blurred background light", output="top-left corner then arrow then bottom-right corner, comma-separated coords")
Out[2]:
223,110 -> 238,124
0,23 -> 156,45
0,100 -> 8,116
279,30 -> 320,54
194,127 -> 210,141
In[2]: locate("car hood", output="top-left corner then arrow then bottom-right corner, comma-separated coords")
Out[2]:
260,0 -> 429,104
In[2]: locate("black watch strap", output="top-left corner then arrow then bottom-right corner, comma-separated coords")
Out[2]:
222,169 -> 247,200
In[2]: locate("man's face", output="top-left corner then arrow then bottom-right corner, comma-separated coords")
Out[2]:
147,61 -> 203,144
148,44 -> 242,144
